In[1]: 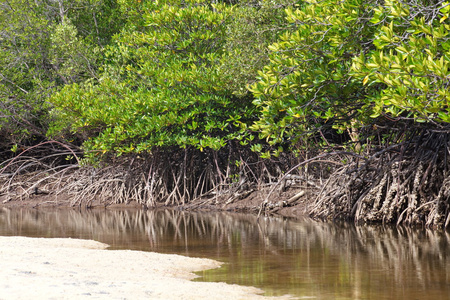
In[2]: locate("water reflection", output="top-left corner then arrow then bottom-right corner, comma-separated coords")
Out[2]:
0,207 -> 449,299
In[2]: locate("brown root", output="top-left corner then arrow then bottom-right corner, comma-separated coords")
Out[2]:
310,129 -> 450,228
0,142 -> 310,209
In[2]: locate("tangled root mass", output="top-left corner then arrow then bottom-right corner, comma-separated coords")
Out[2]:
1,128 -> 449,229
311,129 -> 450,228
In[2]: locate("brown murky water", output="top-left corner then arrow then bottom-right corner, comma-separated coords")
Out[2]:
0,207 -> 449,299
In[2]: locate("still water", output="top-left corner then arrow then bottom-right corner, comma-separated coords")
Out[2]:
0,208 -> 449,299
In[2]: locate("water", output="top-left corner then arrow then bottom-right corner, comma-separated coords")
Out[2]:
0,207 -> 449,299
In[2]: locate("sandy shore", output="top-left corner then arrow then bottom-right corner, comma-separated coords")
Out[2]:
0,236 -> 291,300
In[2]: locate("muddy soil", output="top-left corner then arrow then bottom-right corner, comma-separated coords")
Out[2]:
0,187 -> 314,219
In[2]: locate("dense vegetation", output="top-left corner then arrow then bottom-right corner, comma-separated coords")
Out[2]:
1,0 -> 449,227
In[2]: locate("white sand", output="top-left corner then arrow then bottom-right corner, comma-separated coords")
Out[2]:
0,236 -> 292,300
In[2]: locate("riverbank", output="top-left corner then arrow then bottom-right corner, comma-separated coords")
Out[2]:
0,236 -> 292,299
0,186 -> 314,220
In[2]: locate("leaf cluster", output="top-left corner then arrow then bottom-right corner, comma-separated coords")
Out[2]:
249,0 -> 378,153
49,0 -> 257,158
0,0 -> 124,149
250,0 -> 450,154
351,0 -> 450,123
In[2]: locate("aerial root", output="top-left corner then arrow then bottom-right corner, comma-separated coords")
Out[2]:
0,144 -> 307,209
310,130 -> 450,228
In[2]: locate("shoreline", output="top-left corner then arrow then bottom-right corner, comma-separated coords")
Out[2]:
0,236 -> 292,299
0,186 -> 313,220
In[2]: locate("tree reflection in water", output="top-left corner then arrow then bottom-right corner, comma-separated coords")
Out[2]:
0,207 -> 448,299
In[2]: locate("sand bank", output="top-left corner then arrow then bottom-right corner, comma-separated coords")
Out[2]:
0,236 -> 291,300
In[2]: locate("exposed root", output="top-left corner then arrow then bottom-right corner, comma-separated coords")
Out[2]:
310,129 -> 450,228
256,151 -> 360,217
2,128 -> 449,229
0,143 -> 310,209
